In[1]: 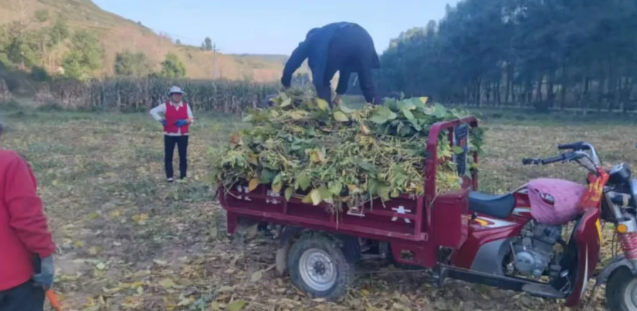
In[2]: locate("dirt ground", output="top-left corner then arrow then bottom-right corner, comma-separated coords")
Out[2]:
2,108 -> 636,311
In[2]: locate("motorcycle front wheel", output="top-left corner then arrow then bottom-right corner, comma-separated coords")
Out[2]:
606,266 -> 637,311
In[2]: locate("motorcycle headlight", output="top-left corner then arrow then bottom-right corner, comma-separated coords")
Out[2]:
609,163 -> 632,184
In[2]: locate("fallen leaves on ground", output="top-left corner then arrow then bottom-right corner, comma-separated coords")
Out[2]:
3,109 -> 633,310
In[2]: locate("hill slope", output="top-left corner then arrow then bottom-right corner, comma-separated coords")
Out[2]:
0,0 -> 296,81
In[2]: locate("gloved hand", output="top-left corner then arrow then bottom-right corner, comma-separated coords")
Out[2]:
175,119 -> 188,127
33,256 -> 54,290
161,119 -> 167,126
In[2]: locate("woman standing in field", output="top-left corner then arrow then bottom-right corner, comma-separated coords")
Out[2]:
149,86 -> 194,182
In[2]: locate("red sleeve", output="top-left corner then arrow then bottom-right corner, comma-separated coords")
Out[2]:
4,155 -> 55,258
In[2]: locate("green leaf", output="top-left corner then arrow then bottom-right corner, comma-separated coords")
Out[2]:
285,187 -> 294,200
453,146 -> 465,154
433,103 -> 447,118
329,181 -> 343,195
377,185 -> 391,201
357,160 -> 377,174
316,99 -> 329,111
339,104 -> 356,114
401,106 -> 415,121
310,189 -> 322,206
280,98 -> 292,108
260,169 -> 276,184
272,177 -> 283,193
369,106 -> 397,124
296,173 -> 311,191
242,114 -> 254,122
319,187 -> 332,200
333,111 -> 349,122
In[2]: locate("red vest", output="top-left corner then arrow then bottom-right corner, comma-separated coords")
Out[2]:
164,102 -> 189,135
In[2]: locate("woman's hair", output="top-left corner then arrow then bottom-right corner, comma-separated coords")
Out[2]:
0,122 -> 4,137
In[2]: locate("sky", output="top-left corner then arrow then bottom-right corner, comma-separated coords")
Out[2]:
92,0 -> 460,55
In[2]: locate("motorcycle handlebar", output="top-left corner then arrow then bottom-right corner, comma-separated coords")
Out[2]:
522,152 -> 575,166
558,141 -> 589,151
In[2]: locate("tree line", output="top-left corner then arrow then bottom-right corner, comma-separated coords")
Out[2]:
0,9 -> 188,81
374,0 -> 637,112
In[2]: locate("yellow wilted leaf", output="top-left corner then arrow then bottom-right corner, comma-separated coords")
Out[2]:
280,98 -> 292,108
271,182 -> 282,193
310,189 -> 321,206
228,300 -> 247,311
109,209 -> 120,218
316,99 -> 329,111
229,133 -> 243,147
302,193 -> 313,204
251,270 -> 263,282
177,297 -> 192,306
73,241 -> 84,248
132,213 -> 149,225
419,97 -> 428,105
248,178 -> 259,192
309,149 -> 326,164
333,111 -> 349,122
360,123 -> 370,135
158,278 -> 176,289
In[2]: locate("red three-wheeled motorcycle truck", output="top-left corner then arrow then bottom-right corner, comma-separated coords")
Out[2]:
219,116 -> 637,310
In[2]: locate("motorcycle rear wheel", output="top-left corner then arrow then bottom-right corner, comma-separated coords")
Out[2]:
606,266 -> 637,311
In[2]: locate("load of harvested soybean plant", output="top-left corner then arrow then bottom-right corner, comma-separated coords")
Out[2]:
212,89 -> 484,213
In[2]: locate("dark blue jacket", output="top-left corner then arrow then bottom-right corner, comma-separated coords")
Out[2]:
281,22 -> 352,88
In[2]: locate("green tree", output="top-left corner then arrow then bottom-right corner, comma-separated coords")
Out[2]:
62,30 -> 104,80
5,25 -> 39,69
175,39 -> 181,45
160,53 -> 186,78
114,51 -> 152,76
49,18 -> 70,46
204,37 -> 212,51
379,0 -> 637,112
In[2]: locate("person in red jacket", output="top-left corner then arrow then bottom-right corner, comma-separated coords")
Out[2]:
0,122 -> 56,311
149,86 -> 194,182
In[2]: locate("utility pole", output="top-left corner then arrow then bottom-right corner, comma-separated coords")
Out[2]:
212,43 -> 220,79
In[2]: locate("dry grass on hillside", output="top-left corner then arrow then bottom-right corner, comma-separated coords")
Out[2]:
0,0 -> 292,81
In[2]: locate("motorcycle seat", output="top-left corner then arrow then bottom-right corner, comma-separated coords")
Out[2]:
468,192 -> 516,219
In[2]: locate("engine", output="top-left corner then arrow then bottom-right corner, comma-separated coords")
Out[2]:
510,222 -> 562,278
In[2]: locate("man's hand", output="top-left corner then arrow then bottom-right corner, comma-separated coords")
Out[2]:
175,119 -> 188,127
33,256 -> 54,290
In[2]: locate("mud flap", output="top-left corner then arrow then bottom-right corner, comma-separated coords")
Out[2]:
564,209 -> 602,307
595,256 -> 637,285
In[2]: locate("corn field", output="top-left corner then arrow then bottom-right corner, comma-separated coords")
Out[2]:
32,77 -> 281,113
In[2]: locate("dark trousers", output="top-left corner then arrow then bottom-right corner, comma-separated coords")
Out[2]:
315,24 -> 381,106
164,135 -> 189,179
0,281 -> 45,311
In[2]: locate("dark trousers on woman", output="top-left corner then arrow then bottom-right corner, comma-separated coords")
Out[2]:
0,281 -> 45,311
164,135 -> 188,179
